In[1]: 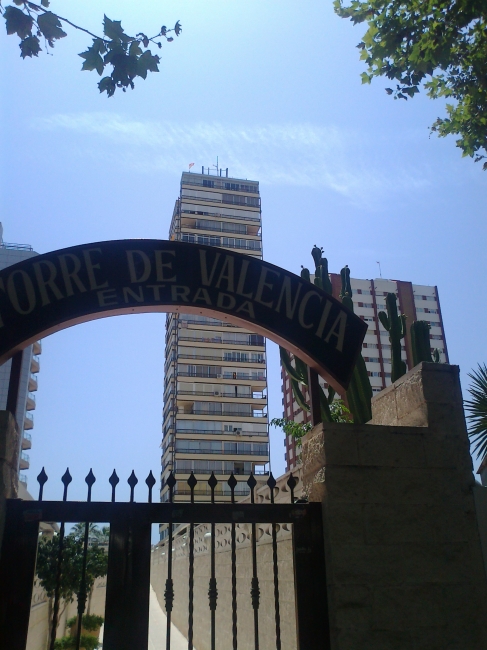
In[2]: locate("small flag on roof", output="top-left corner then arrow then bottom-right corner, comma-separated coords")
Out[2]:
188,162 -> 194,170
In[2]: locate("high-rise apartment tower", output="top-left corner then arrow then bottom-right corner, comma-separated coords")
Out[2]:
160,169 -> 269,508
282,274 -> 448,471
0,224 -> 41,487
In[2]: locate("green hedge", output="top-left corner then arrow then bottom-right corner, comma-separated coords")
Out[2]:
66,614 -> 104,632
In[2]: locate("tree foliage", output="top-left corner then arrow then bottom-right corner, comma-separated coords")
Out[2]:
465,363 -> 487,459
36,530 -> 108,602
1,1 -> 181,96
334,0 -> 487,168
271,401 -> 351,447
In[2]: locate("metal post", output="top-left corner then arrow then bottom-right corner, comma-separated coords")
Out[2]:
0,499 -> 40,650
293,504 -> 330,650
6,351 -> 23,418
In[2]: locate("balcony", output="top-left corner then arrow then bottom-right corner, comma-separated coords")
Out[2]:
20,451 -> 30,470
22,432 -> 32,450
178,335 -> 265,347
26,392 -> 36,411
174,469 -> 269,477
28,374 -> 38,392
32,340 -> 42,355
175,448 -> 269,457
30,355 -> 40,373
24,412 -> 34,430
178,353 -> 265,365
177,390 -> 266,400
179,233 -> 261,252
182,176 -> 259,193
181,207 -> 260,224
19,473 -> 28,486
182,407 -> 267,418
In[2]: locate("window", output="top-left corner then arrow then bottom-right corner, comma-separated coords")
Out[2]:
203,179 -> 215,188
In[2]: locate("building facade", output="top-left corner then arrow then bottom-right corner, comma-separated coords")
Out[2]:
282,274 -> 448,471
160,170 -> 269,508
0,225 -> 41,486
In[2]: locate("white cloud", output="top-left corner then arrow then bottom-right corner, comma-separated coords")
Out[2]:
32,112 -> 430,204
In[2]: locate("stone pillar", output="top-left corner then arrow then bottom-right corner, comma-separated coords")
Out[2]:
302,363 -> 487,649
0,410 -> 20,559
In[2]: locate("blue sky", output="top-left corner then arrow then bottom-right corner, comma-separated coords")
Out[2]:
1,1 -> 486,501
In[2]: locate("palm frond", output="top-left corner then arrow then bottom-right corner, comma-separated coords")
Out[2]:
465,363 -> 487,459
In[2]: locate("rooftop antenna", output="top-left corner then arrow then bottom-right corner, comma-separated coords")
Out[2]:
376,261 -> 382,278
211,155 -> 219,175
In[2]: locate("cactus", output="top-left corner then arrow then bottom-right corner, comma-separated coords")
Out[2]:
310,245 -> 332,294
340,265 -> 352,300
410,320 -> 441,365
378,293 -> 407,382
282,253 -> 373,425
279,347 -> 335,423
300,266 -> 311,282
338,265 -> 373,424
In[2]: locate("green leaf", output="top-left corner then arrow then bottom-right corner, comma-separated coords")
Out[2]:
20,35 -> 41,58
129,40 -> 142,57
37,11 -> 67,42
79,43 -> 105,75
4,6 -> 33,39
103,15 -> 131,42
98,76 -> 116,97
136,49 -> 160,79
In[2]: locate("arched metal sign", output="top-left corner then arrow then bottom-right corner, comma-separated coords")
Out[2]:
0,240 -> 367,390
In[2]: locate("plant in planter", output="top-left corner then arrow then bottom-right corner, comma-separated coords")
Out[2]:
54,635 -> 100,650
67,614 -> 104,638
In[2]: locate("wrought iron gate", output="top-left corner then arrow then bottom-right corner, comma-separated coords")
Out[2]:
0,469 -> 330,650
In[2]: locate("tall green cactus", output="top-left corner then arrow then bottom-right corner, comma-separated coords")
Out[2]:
339,265 -> 373,424
311,245 -> 332,294
279,347 -> 336,423
378,293 -> 407,382
283,252 -> 373,425
410,320 -> 440,365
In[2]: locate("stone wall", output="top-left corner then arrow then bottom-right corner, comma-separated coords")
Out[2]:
151,522 -> 297,650
302,363 -> 487,649
26,577 -> 106,650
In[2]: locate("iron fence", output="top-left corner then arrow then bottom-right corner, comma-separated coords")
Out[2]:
0,468 -> 330,650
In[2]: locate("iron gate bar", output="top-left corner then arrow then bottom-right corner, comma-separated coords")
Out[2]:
0,499 -> 40,650
268,474 -> 282,650
165,472 -> 176,650
229,473 -> 238,650
248,473 -> 260,650
49,468 -> 72,650
208,473 -> 218,650
103,510 -> 152,650
187,472 -> 197,650
293,502 -> 330,650
8,501 -> 318,523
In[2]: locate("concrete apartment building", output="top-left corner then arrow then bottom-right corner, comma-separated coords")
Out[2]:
160,169 -> 269,508
282,274 -> 448,471
0,225 -> 41,486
